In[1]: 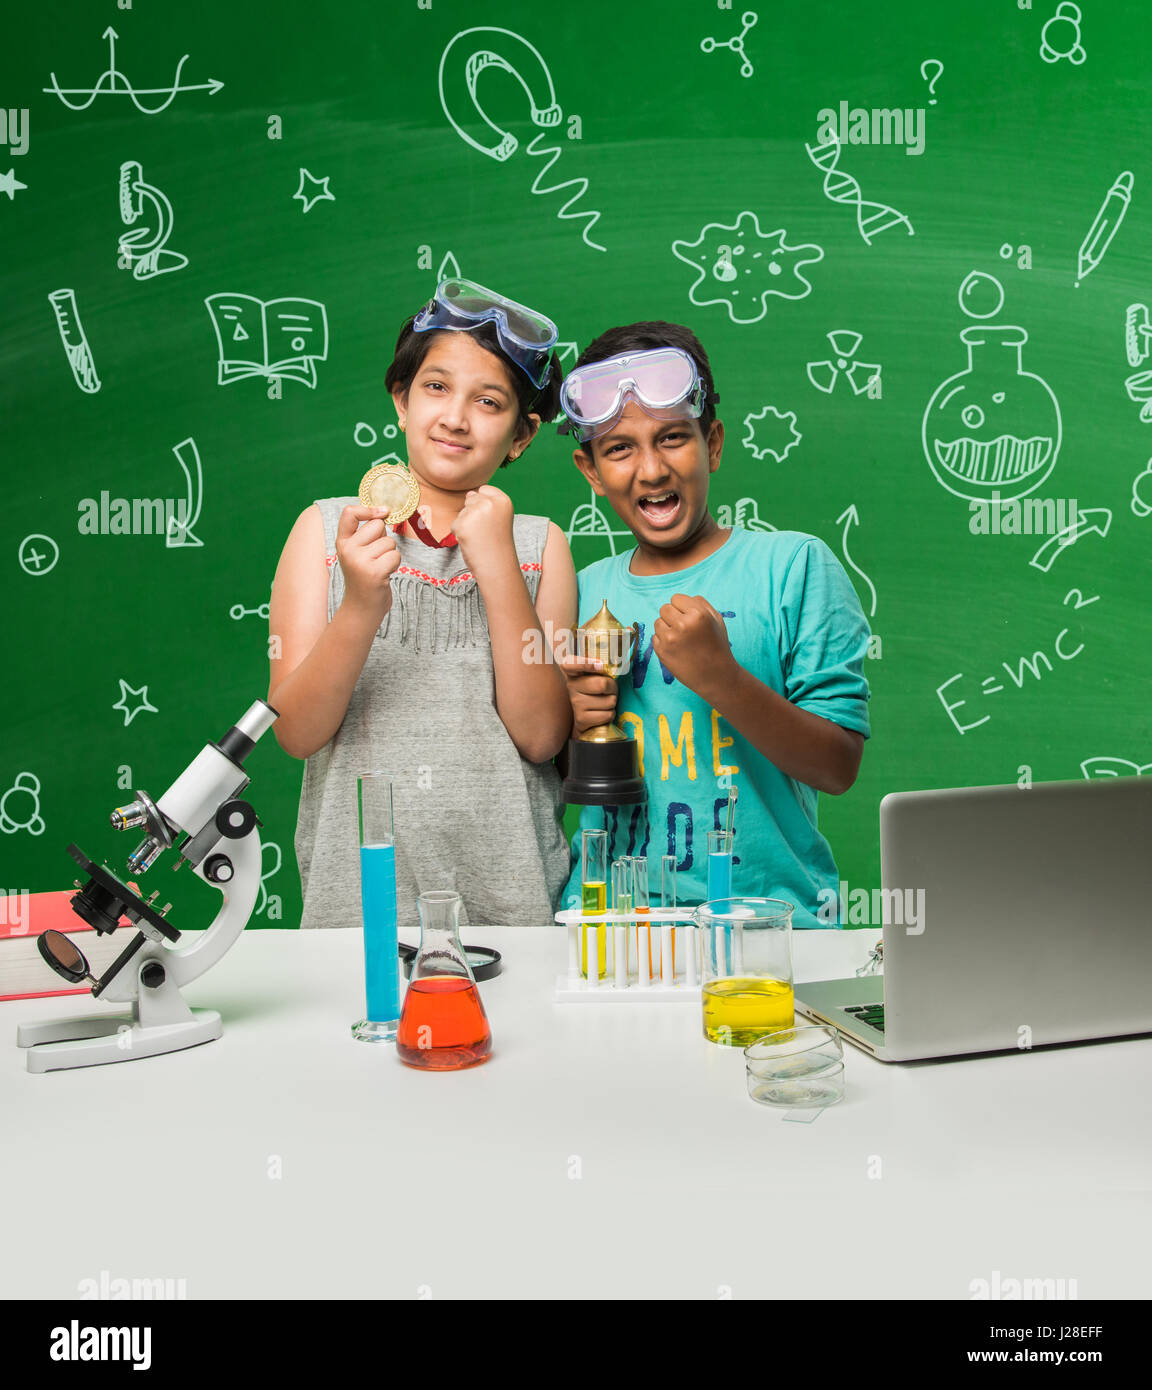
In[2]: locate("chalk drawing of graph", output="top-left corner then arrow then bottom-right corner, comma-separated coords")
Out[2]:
44,26 -> 223,114
566,488 -> 632,555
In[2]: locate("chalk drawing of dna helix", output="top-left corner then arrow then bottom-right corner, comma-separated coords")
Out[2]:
804,134 -> 914,245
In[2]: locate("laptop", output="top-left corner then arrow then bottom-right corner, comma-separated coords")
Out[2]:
793,777 -> 1152,1061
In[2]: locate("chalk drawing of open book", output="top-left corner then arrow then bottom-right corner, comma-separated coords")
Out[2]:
205,293 -> 329,389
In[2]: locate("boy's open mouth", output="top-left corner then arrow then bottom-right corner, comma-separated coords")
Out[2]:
636,490 -> 681,526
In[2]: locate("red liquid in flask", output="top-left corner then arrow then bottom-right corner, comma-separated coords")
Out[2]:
396,977 -> 492,1070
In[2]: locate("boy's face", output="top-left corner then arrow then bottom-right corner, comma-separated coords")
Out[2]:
573,402 -> 724,554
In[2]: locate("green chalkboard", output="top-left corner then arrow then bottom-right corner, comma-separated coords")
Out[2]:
3,0 -> 1150,933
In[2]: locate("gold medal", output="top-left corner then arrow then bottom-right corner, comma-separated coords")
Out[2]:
358,463 -> 420,525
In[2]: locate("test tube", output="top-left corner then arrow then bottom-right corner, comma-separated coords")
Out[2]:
581,829 -> 608,980
632,857 -> 651,986
353,771 -> 400,1042
660,854 -> 676,984
612,857 -> 631,987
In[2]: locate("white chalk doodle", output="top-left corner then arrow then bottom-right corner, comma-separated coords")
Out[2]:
743,405 -> 802,463
254,840 -> 283,918
805,131 -> 915,245
1131,461 -> 1152,517
565,487 -> 633,556
920,58 -> 944,104
48,288 -> 100,393
118,161 -> 187,280
0,168 -> 27,199
807,330 -> 882,396
701,11 -> 758,80
437,250 -> 462,282
294,168 -> 334,214
838,505 -> 878,618
1123,304 -> 1152,422
716,498 -> 776,532
0,773 -> 45,836
230,601 -> 271,621
206,294 -> 329,389
923,272 -> 1061,502
112,680 -> 159,728
1040,3 -> 1086,65
354,422 -> 399,448
672,211 -> 823,323
1029,508 -> 1111,572
1076,172 -> 1132,287
167,439 -> 204,549
438,28 -> 604,252
45,26 -> 224,114
1081,757 -> 1151,779
18,535 -> 60,576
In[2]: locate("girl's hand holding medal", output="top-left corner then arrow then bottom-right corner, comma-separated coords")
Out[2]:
335,504 -> 403,620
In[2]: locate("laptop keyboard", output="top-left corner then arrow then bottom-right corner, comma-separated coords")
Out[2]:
845,1003 -> 885,1033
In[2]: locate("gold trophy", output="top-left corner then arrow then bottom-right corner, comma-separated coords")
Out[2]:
561,601 -> 646,806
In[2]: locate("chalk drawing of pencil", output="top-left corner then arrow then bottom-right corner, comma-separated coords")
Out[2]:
48,287 -> 101,392
1076,171 -> 1134,287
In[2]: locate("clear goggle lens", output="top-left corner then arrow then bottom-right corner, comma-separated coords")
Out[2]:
560,348 -> 704,441
413,278 -> 559,388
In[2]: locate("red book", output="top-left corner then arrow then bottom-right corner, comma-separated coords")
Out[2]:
0,889 -> 141,1002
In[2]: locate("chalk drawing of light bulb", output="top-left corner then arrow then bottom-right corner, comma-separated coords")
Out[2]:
921,271 -> 1061,502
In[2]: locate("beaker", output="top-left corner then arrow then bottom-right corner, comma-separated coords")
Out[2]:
922,324 -> 1061,501
352,771 -> 401,1043
396,891 -> 492,1070
696,897 -> 794,1047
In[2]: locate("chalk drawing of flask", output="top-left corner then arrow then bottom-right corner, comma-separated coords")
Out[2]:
922,324 -> 1061,502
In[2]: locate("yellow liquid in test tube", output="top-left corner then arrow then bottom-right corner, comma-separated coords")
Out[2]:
702,978 -> 794,1045
581,881 -> 607,979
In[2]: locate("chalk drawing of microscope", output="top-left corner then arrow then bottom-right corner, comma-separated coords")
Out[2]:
117,160 -> 187,279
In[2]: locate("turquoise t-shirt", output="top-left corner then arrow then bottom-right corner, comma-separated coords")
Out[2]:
561,527 -> 872,928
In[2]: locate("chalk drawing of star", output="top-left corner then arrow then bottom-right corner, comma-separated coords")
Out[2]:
0,169 -> 28,200
112,680 -> 159,727
293,168 -> 334,214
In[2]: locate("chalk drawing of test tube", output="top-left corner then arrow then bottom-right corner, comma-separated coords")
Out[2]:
118,160 -> 188,279
48,289 -> 100,393
438,27 -> 561,161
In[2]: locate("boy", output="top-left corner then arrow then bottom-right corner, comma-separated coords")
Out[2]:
557,322 -> 871,928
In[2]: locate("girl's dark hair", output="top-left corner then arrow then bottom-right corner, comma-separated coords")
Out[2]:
384,317 -> 563,466
565,321 -> 719,455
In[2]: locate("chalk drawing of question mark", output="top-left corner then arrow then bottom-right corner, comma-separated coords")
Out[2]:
920,58 -> 943,104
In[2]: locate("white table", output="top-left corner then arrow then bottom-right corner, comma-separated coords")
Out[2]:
3,927 -> 1149,1300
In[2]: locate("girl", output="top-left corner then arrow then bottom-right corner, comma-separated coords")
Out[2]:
268,279 -> 577,930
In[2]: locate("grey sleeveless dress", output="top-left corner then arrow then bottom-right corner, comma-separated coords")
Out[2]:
293,496 -> 570,931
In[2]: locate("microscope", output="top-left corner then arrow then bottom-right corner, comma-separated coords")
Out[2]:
18,700 -> 279,1072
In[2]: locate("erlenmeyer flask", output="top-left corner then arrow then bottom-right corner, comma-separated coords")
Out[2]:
396,891 -> 492,1070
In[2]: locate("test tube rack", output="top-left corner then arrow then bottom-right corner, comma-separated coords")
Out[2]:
553,907 -> 707,1003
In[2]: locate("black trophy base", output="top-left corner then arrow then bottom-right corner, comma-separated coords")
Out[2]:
561,736 -> 646,806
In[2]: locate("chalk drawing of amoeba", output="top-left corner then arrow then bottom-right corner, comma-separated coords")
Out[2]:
672,211 -> 824,324
743,405 -> 802,463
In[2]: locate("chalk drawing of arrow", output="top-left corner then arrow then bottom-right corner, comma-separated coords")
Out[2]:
1029,507 -> 1112,573
837,504 -> 877,617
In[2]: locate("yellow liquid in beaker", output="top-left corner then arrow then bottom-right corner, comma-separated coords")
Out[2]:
580,881 -> 607,979
702,977 -> 794,1046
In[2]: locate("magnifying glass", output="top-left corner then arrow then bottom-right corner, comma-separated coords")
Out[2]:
397,942 -> 502,982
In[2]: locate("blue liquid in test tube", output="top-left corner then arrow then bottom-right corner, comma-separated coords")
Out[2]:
360,843 -> 401,1025
707,830 -> 734,963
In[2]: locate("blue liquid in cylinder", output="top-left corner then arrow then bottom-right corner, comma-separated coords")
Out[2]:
707,852 -> 733,902
360,843 -> 400,1021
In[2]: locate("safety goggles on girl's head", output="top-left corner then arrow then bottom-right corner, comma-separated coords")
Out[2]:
412,278 -> 559,389
558,347 -> 713,443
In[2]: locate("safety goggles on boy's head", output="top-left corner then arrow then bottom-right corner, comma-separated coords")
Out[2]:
557,347 -> 716,443
412,278 -> 559,390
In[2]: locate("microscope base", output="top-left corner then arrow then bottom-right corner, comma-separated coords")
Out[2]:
18,1009 -> 222,1072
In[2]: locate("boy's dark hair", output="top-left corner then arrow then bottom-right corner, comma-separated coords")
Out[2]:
385,317 -> 563,467
566,321 -> 719,454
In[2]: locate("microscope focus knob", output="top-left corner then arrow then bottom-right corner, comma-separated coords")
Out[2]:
140,961 -> 166,989
216,799 -> 258,840
204,854 -> 235,884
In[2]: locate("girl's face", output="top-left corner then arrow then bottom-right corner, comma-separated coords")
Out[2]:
391,331 -> 538,496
